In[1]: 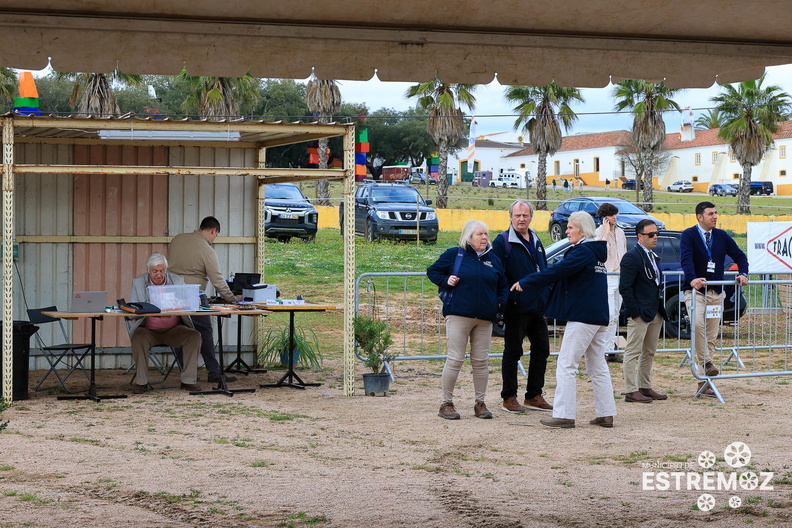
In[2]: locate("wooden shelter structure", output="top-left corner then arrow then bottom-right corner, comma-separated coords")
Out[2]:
1,115 -> 357,400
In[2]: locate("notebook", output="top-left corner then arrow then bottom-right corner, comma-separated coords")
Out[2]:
70,291 -> 108,313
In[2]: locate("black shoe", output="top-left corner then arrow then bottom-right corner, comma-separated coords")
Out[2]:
208,374 -> 237,383
606,354 -> 623,364
131,384 -> 152,394
180,383 -> 202,391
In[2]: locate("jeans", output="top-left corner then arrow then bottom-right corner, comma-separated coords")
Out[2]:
500,310 -> 550,401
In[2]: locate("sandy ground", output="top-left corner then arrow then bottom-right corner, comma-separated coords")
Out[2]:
1,358 -> 791,528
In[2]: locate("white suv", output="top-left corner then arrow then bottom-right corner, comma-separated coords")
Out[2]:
489,176 -> 520,188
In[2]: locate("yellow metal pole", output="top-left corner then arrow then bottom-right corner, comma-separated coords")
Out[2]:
2,118 -> 15,402
343,125 -> 356,396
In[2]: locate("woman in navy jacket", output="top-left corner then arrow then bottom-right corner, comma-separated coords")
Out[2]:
512,211 -> 617,429
427,220 -> 508,420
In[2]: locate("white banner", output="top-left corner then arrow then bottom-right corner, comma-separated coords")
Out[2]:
747,221 -> 792,272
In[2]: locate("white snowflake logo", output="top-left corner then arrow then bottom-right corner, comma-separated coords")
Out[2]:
697,493 -> 716,512
724,442 -> 752,468
698,450 -> 717,469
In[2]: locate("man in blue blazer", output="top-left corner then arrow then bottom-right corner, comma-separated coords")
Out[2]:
619,219 -> 667,403
680,202 -> 748,395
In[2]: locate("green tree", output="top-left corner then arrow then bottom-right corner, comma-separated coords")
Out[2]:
176,71 -> 259,119
305,77 -> 342,206
614,80 -> 681,212
504,82 -> 583,210
406,78 -> 476,208
35,74 -> 83,114
55,70 -> 143,114
362,107 -> 436,178
711,74 -> 792,214
0,68 -> 17,110
694,108 -> 727,130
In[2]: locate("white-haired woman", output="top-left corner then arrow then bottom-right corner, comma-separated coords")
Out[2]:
511,211 -> 617,429
427,220 -> 508,420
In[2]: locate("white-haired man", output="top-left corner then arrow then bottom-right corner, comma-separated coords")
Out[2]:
128,253 -> 202,394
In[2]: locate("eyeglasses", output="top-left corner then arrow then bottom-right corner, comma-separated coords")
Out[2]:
639,231 -> 658,238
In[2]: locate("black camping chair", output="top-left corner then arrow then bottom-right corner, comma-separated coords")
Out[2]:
27,306 -> 91,393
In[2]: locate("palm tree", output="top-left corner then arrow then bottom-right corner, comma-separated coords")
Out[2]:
694,108 -> 727,130
406,78 -> 476,209
0,67 -> 17,104
176,72 -> 259,120
56,70 -> 143,114
306,76 -> 342,206
711,74 -> 791,214
614,80 -> 681,212
505,82 -> 583,210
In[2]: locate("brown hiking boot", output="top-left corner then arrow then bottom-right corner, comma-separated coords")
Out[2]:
501,395 -> 528,413
524,394 -> 553,412
697,381 -> 716,397
438,402 -> 461,420
474,401 -> 493,419
590,416 -> 614,428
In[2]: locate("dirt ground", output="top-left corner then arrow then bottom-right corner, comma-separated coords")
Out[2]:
1,357 -> 791,528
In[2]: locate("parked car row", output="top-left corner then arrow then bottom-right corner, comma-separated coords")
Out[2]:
548,196 -> 666,242
709,183 -> 738,197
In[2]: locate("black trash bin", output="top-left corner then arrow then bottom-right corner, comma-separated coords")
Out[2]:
0,321 -> 39,401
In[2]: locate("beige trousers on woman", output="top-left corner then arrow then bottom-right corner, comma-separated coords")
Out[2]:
442,315 -> 492,403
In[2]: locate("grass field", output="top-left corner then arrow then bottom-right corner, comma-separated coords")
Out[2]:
296,181 -> 792,215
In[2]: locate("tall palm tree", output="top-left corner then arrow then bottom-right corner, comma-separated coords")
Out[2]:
694,108 -> 727,130
56,70 -> 142,114
711,74 -> 791,214
406,78 -> 476,209
306,76 -> 342,206
614,80 -> 681,212
176,72 -> 259,120
505,82 -> 583,210
0,67 -> 17,104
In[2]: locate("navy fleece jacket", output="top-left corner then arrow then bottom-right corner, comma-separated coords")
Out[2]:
517,239 -> 609,326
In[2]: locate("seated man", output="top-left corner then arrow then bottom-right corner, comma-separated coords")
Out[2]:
128,253 -> 202,394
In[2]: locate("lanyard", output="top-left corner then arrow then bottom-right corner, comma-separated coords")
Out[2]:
697,227 -> 713,261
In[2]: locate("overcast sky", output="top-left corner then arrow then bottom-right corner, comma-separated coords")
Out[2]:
336,63 -> 792,142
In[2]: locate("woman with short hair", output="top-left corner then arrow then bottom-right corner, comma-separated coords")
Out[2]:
511,211 -> 617,428
427,220 -> 508,420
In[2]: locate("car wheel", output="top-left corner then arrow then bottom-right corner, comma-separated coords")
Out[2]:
667,187 -> 672,192
302,235 -> 316,243
550,222 -> 564,242
277,236 -> 291,243
365,220 -> 378,242
664,293 -> 691,340
425,237 -> 437,245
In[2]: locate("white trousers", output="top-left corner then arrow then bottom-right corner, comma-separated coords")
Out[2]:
605,274 -> 622,351
553,322 -> 617,420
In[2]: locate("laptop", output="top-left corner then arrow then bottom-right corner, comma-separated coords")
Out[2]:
70,291 -> 108,313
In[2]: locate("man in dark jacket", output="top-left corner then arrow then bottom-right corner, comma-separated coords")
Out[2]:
681,201 -> 748,395
491,200 -> 553,413
619,219 -> 667,403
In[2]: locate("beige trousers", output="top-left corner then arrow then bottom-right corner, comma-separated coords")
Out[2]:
684,289 -> 724,375
442,315 -> 492,403
623,313 -> 664,393
131,325 -> 201,385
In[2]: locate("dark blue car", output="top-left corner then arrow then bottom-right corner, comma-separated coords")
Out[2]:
548,196 -> 666,242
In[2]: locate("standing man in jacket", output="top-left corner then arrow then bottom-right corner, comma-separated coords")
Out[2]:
594,202 -> 627,363
619,219 -> 667,403
680,202 -> 748,395
491,200 -> 553,413
168,216 -> 240,384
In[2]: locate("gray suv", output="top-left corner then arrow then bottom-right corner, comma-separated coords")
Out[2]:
264,183 -> 318,242
339,180 -> 438,243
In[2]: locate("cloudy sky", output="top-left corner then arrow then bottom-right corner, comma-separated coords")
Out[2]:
336,63 -> 792,142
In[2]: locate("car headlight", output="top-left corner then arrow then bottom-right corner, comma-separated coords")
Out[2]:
375,211 -> 390,220
616,221 -> 630,229
265,208 -> 272,223
657,222 -> 666,230
307,212 -> 318,224
425,212 -> 437,221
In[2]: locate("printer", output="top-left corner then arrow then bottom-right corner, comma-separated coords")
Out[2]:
242,283 -> 278,303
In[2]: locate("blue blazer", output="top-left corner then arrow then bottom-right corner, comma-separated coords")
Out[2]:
680,226 -> 748,293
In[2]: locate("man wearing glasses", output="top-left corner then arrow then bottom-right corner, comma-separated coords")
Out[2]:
618,219 -> 667,403
681,202 -> 748,396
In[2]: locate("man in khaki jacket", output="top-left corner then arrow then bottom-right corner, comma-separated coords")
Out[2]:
168,216 -> 239,383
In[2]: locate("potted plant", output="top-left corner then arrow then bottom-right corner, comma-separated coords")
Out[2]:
258,324 -> 322,371
354,316 -> 396,396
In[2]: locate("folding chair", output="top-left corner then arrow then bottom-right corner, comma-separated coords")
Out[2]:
28,306 -> 91,393
124,320 -> 184,389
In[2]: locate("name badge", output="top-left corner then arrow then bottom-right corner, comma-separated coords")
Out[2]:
707,260 -> 716,273
706,305 -> 722,319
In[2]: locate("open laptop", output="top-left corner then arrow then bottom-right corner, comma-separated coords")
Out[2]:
70,291 -> 108,313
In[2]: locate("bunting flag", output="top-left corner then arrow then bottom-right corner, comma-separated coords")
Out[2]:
466,116 -> 477,173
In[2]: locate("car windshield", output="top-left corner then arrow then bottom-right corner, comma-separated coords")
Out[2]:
371,187 -> 424,204
265,184 -> 305,200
